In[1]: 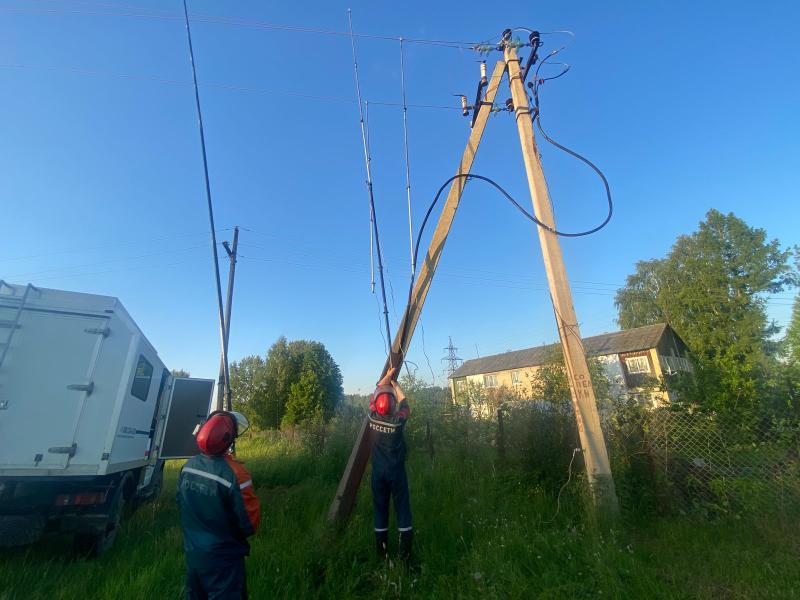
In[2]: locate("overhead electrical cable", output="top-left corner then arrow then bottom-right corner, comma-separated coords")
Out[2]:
4,3 -> 478,48
0,62 -> 461,110
4,244 -> 207,279
0,228 -> 228,263
526,46 -> 612,237
398,170 -> 613,355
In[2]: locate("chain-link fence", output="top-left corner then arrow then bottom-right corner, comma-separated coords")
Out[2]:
636,409 -> 800,515
429,389 -> 800,516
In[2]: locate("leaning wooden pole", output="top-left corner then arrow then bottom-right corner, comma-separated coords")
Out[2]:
327,61 -> 507,524
504,43 -> 618,514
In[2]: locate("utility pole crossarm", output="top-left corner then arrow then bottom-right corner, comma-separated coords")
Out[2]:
504,43 -> 618,513
328,61 -> 507,524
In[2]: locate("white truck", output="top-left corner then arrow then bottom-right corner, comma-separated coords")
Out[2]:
0,281 -> 215,555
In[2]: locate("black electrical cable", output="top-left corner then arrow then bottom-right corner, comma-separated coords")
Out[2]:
528,49 -> 612,242
398,169 -> 612,354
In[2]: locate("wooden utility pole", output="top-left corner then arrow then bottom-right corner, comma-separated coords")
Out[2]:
216,226 -> 239,412
329,37 -> 620,522
327,62 -> 507,524
504,44 -> 618,513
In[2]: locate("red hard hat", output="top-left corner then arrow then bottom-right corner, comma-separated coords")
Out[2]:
375,391 -> 395,417
196,413 -> 236,456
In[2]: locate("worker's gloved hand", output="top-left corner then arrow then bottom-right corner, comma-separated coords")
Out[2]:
377,368 -> 407,403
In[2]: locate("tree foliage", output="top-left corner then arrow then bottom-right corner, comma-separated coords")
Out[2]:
786,295 -> 800,365
230,337 -> 343,429
615,210 -> 797,416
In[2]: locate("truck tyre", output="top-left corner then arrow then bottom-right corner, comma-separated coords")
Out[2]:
73,481 -> 126,558
132,461 -> 164,510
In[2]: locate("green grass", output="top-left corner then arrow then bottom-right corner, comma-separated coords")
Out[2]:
1,427 -> 798,599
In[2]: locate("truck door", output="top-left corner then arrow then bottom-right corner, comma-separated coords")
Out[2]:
0,308 -> 107,470
158,378 -> 214,459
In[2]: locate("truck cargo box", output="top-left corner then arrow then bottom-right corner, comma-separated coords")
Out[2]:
0,282 -> 211,478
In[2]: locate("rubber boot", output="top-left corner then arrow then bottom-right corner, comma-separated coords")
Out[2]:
398,529 -> 414,567
375,530 -> 388,560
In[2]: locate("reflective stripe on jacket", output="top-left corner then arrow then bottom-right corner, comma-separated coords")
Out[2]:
177,453 -> 261,560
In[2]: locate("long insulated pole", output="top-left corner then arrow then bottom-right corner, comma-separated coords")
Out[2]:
182,0 -> 230,407
399,38 -> 415,277
347,9 -> 393,363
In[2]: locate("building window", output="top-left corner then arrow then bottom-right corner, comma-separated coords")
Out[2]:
625,356 -> 651,375
483,374 -> 498,388
131,355 -> 154,401
455,379 -> 466,393
511,371 -> 521,385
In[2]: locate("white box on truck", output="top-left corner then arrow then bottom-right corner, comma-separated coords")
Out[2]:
0,283 -> 168,475
0,281 -> 214,554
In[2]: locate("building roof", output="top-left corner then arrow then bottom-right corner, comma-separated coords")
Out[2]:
450,323 -> 669,379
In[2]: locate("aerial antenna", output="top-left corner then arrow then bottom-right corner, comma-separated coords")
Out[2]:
182,0 -> 230,406
347,9 -> 393,363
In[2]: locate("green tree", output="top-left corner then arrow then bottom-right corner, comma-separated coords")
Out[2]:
171,369 -> 190,378
229,355 -> 267,427
230,337 -> 343,429
615,210 -> 796,416
786,295 -> 800,365
283,370 -> 325,427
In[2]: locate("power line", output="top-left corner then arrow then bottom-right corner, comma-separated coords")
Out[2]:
4,240 -> 787,305
2,244 -> 207,279
0,62 -> 461,110
0,228 -> 227,263
3,2 -> 480,48
20,257 -> 198,284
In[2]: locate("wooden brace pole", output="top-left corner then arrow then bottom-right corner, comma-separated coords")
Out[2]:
504,44 -> 618,514
327,61 -> 507,524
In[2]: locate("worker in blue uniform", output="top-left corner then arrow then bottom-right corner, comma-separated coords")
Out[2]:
177,411 -> 261,600
368,368 -> 413,564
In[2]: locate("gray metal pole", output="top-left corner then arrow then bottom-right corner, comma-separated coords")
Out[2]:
218,227 -> 239,412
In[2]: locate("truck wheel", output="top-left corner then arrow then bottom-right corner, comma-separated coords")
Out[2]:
73,486 -> 125,558
133,461 -> 164,510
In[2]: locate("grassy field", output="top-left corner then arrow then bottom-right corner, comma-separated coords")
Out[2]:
1,425 -> 798,599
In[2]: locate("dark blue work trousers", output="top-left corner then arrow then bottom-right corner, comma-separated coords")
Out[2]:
185,554 -> 247,600
371,462 -> 412,532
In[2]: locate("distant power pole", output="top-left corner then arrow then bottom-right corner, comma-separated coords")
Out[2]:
442,336 -> 463,377
216,226 -> 239,412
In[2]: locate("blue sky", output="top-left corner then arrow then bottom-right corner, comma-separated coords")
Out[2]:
2,0 -> 798,394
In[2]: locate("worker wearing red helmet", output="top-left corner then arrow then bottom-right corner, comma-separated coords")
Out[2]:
177,410 -> 261,599
369,367 -> 413,564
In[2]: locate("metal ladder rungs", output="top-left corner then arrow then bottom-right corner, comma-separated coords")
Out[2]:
0,283 -> 37,371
